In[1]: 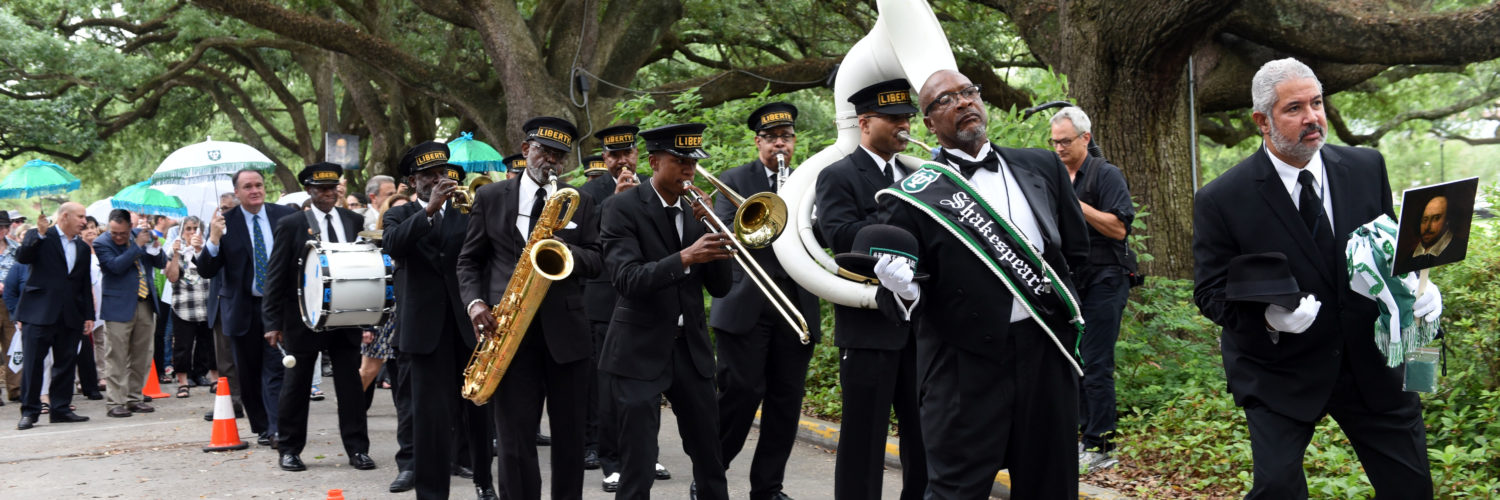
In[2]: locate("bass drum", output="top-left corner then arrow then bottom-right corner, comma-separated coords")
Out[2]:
772,0 -> 958,308
299,240 -> 394,331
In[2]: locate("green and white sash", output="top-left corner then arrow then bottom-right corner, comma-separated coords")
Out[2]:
1347,214 -> 1441,367
877,163 -> 1085,376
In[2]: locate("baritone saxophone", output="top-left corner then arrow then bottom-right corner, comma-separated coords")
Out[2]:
461,181 -> 580,404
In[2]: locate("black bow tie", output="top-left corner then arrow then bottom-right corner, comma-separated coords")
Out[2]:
945,149 -> 999,177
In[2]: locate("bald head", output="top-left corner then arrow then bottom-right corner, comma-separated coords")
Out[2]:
56,201 -> 86,238
919,69 -> 988,154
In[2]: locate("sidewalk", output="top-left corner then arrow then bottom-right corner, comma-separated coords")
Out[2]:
769,412 -> 1132,499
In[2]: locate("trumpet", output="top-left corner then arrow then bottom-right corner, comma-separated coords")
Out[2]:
681,179 -> 810,344
897,130 -> 934,152
452,176 -> 492,214
695,165 -> 788,249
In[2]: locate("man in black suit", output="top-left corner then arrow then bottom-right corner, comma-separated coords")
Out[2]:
1193,57 -> 1439,499
707,102 -> 821,500
874,69 -> 1090,498
13,202 -> 94,430
261,162 -> 375,473
598,123 -> 734,500
459,116 -> 602,500
385,142 -> 498,500
577,124 -> 652,485
814,79 -> 927,500
197,169 -> 296,447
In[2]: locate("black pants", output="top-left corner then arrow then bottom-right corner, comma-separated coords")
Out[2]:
1076,268 -> 1130,451
835,335 -> 926,500
153,300 -> 170,375
390,351 -> 415,471
610,335 -> 727,500
76,328 -> 102,397
276,331 -> 368,457
715,310 -> 814,499
171,315 -> 214,379
1243,359 -> 1431,499
591,320 -> 624,475
409,316 -> 492,499
492,325 -> 586,500
18,323 -> 81,418
920,321 -> 1079,499
227,298 -> 283,436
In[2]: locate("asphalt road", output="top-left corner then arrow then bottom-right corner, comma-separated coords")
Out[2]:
0,378 -> 908,499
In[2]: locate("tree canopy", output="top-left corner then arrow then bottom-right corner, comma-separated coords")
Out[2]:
2,0 -> 1497,277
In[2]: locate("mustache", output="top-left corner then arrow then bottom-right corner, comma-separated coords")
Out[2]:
1299,124 -> 1325,141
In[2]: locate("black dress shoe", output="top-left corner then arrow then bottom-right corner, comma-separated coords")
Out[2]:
279,453 -> 307,472
769,492 -> 795,500
107,406 -> 133,418
50,412 -> 90,423
583,449 -> 601,470
536,433 -> 551,446
476,485 -> 499,500
126,402 -> 155,413
256,433 -> 272,446
451,464 -> 474,479
349,452 -> 377,470
388,470 -> 415,493
17,415 -> 36,430
656,462 -> 672,480
690,480 -> 697,500
84,393 -> 104,401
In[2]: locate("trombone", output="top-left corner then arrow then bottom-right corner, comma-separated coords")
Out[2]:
694,165 -> 788,249
681,177 -> 810,344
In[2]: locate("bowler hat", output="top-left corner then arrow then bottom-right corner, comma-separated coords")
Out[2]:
835,224 -> 929,284
1224,252 -> 1312,309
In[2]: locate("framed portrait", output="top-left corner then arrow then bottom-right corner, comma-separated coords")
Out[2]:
1392,177 -> 1478,275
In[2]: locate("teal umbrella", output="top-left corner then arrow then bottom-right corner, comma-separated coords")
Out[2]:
111,180 -> 188,218
0,159 -> 82,199
448,132 -> 506,173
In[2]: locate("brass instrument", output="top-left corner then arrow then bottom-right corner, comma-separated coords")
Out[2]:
452,176 -> 492,214
460,179 -> 580,404
694,165 -> 788,250
897,130 -> 933,152
681,180 -> 811,344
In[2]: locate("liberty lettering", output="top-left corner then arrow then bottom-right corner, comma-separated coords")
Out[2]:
535,127 -> 573,146
675,135 -> 703,148
761,111 -> 793,125
877,90 -> 910,106
604,134 -> 634,145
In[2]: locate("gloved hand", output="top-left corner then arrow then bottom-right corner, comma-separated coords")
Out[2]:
1413,285 -> 1443,323
1265,295 -> 1321,334
874,254 -> 919,302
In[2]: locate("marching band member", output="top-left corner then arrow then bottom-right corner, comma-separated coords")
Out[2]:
385,141 -> 498,500
598,123 -> 733,500
261,162 -> 375,472
709,103 -> 822,500
459,117 -> 601,500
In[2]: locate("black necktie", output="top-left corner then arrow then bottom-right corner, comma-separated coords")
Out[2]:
665,206 -> 685,249
325,214 -> 339,243
883,162 -> 897,184
1297,170 -> 1333,251
768,174 -> 778,193
947,150 -> 999,177
529,187 -> 547,233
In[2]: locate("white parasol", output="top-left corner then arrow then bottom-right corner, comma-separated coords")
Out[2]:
150,139 -> 275,185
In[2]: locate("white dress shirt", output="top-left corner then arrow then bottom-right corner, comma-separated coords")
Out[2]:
861,145 -> 907,183
205,205 -> 276,259
943,143 -> 1046,323
516,174 -> 557,240
650,183 -> 688,327
308,205 -> 349,244
1267,146 -> 1334,230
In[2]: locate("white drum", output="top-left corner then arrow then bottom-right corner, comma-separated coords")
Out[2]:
298,241 -> 393,331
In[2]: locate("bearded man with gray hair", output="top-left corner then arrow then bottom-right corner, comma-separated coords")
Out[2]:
1192,57 -> 1439,498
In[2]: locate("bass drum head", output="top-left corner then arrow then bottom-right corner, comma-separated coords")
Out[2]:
302,245 -> 325,329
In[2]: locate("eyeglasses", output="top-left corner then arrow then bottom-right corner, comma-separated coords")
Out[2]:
1050,133 -> 1083,149
757,133 -> 796,143
924,84 -> 983,115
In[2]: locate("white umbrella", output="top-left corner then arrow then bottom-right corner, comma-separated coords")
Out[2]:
150,139 -> 275,184
85,198 -> 113,222
276,191 -> 310,207
155,175 -> 235,222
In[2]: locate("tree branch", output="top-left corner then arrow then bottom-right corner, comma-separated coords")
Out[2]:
1432,129 -> 1500,146
1226,0 -> 1500,65
1327,85 -> 1500,146
1197,111 -> 1261,146
646,57 -> 839,108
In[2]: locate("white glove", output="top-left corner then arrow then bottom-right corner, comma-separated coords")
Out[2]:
1413,285 -> 1442,324
1265,295 -> 1322,334
874,254 -> 920,302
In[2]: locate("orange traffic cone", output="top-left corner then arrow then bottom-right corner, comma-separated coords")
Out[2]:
327,489 -> 345,500
203,377 -> 249,452
143,360 -> 170,400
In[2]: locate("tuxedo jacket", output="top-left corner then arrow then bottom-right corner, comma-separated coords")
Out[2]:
816,150 -> 919,350
878,144 -> 1090,363
1193,145 -> 1407,422
705,159 -> 821,340
578,172 -> 651,324
261,207 -> 366,352
598,183 -> 732,380
383,200 -> 476,354
456,177 -> 602,365
196,203 -> 298,336
92,229 -> 168,322
14,227 -> 95,329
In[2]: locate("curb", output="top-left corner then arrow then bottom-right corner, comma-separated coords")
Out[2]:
757,412 -> 1130,499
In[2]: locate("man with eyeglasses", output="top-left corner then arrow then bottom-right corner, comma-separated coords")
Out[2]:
870,69 -> 1090,498
815,79 -> 928,500
1049,106 -> 1136,475
706,102 -> 822,500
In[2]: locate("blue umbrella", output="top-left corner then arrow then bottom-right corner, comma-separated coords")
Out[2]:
110,180 -> 188,218
0,159 -> 82,199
